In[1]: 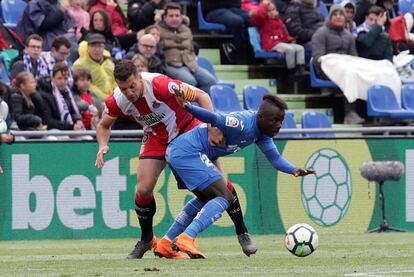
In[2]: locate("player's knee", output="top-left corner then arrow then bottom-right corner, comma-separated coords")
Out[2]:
136,186 -> 153,200
222,190 -> 234,205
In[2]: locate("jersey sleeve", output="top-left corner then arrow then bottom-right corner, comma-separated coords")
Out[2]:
151,74 -> 182,101
104,95 -> 123,118
256,136 -> 297,174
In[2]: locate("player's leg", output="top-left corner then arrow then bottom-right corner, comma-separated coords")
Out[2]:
173,178 -> 233,259
213,159 -> 258,256
127,135 -> 167,259
155,196 -> 205,259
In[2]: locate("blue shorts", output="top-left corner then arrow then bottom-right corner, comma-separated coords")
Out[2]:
166,144 -> 223,192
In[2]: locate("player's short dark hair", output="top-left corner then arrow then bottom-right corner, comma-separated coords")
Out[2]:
26,34 -> 43,46
52,62 -> 69,77
51,36 -> 71,50
164,2 -> 182,16
114,60 -> 138,81
262,94 -> 288,111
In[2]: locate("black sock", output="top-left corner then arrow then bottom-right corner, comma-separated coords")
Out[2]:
135,198 -> 156,243
226,187 -> 248,235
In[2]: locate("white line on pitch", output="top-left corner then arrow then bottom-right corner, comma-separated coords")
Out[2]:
345,269 -> 414,276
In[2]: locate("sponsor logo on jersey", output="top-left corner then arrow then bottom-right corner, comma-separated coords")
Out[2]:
225,116 -> 239,127
152,101 -> 161,109
135,112 -> 166,126
167,82 -> 180,94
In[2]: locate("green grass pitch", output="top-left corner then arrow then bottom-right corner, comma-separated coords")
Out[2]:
0,233 -> 413,276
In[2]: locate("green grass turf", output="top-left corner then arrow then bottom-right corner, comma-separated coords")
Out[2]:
0,233 -> 413,276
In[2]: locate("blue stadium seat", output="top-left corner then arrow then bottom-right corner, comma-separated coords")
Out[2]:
398,0 -> 414,14
367,85 -> 414,118
1,0 -> 27,29
318,1 -> 329,19
209,85 -> 243,113
247,27 -> 285,59
301,111 -> 335,138
0,54 -> 11,85
401,84 -> 414,110
242,85 -> 269,110
197,56 -> 235,88
197,1 -> 227,32
277,111 -> 301,138
309,57 -> 337,88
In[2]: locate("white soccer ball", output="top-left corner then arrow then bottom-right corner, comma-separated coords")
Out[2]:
0,118 -> 7,133
284,223 -> 319,257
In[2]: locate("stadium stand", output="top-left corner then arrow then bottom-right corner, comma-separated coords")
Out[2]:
309,57 -> 337,89
277,111 -> 302,138
197,1 -> 227,32
401,84 -> 414,110
197,56 -> 235,88
243,84 -> 269,110
1,0 -> 26,29
301,111 -> 335,138
367,85 -> 414,118
247,27 -> 285,60
209,84 -> 243,113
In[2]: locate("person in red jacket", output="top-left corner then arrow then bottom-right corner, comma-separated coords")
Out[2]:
88,0 -> 127,36
251,1 -> 308,76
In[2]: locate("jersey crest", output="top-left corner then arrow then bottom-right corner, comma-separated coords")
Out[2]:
225,116 -> 240,128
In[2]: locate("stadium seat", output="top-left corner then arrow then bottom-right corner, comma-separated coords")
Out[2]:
1,0 -> 27,29
318,1 -> 329,19
401,84 -> 414,110
301,111 -> 335,138
242,85 -> 269,110
367,85 -> 414,118
197,56 -> 235,88
197,1 -> 227,32
247,27 -> 285,60
0,54 -> 10,85
209,85 -> 243,113
277,111 -> 301,138
398,0 -> 414,14
309,57 -> 337,88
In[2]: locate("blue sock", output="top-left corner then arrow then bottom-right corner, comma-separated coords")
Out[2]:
165,197 -> 204,241
184,197 -> 230,238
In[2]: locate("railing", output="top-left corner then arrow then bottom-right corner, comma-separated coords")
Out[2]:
9,126 -> 414,140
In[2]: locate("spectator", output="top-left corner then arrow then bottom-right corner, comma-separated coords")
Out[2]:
10,35 -> 50,81
41,36 -> 74,86
132,53 -> 149,73
67,0 -> 91,40
126,34 -> 163,73
40,63 -> 84,130
158,3 -> 216,93
251,2 -> 307,75
144,25 -> 164,61
284,0 -> 324,52
0,91 -> 14,174
72,68 -> 102,130
356,6 -> 393,61
16,0 -> 76,51
80,10 -> 122,54
73,33 -> 116,101
201,0 -> 250,64
127,0 -> 166,32
87,0 -> 127,36
10,72 -> 47,130
354,0 -> 396,26
343,1 -> 357,34
312,4 -> 364,124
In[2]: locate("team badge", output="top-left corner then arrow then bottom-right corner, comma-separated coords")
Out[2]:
167,82 -> 180,94
152,101 -> 160,109
225,116 -> 239,127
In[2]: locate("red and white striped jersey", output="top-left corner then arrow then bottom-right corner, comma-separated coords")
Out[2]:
104,72 -> 199,145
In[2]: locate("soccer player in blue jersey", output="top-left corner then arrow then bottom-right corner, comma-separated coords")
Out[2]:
154,90 -> 315,259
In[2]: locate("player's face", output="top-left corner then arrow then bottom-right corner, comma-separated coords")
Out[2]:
116,75 -> 142,102
258,106 -> 285,137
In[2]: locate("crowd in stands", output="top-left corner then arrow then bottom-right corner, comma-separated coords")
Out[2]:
1,0 -> 414,144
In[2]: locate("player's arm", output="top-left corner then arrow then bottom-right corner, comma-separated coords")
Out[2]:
95,113 -> 117,169
257,138 -> 315,177
181,83 -> 214,112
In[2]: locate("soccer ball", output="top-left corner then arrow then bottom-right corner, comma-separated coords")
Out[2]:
284,223 -> 319,257
301,148 -> 352,227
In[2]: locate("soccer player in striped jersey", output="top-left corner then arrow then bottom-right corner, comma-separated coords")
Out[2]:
95,60 -> 256,259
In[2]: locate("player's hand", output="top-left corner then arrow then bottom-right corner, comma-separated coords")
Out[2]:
294,168 -> 316,177
173,86 -> 188,108
95,145 -> 110,168
208,125 -> 226,147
